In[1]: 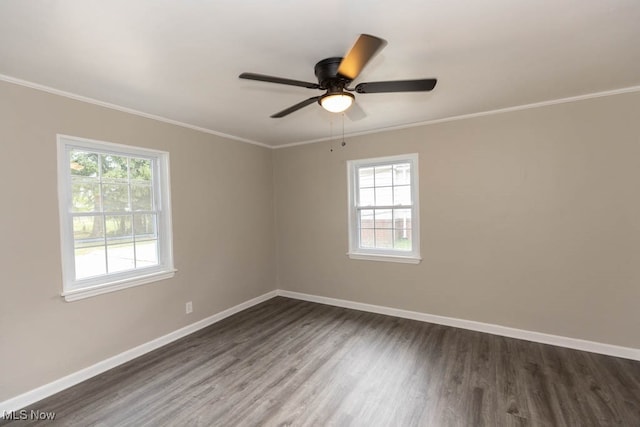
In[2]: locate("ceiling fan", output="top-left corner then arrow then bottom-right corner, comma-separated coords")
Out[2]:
239,34 -> 437,118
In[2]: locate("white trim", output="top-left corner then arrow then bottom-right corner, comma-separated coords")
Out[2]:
347,252 -> 421,264
58,133 -> 174,157
3,288 -> 639,414
2,73 -> 640,151
0,73 -> 269,149
276,290 -> 640,362
347,153 -> 420,261
0,290 -> 278,415
273,84 -> 640,149
62,270 -> 177,302
57,135 -> 175,299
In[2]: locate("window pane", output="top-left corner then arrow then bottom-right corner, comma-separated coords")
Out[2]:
107,241 -> 135,273
394,229 -> 412,251
358,167 -> 374,188
375,229 -> 393,248
75,246 -> 106,279
393,185 -> 411,206
131,184 -> 152,211
359,209 -> 374,229
375,209 -> 392,229
393,163 -> 411,185
359,188 -> 374,207
105,215 -> 132,238
102,183 -> 130,212
375,187 -> 392,206
101,154 -> 129,180
375,165 -> 392,186
73,215 -> 104,243
70,151 -> 99,177
72,178 -> 101,212
393,209 -> 412,229
130,158 -> 152,181
136,240 -> 159,267
360,229 -> 375,248
134,214 -> 157,238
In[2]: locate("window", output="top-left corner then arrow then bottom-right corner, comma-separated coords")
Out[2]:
57,135 -> 174,301
347,153 -> 421,263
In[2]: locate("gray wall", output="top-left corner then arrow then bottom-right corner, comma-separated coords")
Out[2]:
0,81 -> 277,401
3,78 -> 639,403
273,91 -> 640,349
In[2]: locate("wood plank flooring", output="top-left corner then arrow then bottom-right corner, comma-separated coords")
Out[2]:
3,297 -> 639,426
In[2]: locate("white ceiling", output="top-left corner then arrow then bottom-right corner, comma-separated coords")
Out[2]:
1,1 -> 639,147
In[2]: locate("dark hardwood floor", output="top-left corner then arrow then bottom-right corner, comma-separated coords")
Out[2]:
4,297 -> 640,426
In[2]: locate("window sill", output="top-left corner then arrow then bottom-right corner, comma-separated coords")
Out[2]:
62,269 -> 177,302
347,252 -> 422,264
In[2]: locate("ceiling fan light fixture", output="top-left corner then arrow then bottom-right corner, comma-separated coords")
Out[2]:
319,92 -> 354,113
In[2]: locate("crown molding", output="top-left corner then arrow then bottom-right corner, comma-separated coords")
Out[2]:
3,73 -> 640,150
273,84 -> 640,149
0,73 -> 270,149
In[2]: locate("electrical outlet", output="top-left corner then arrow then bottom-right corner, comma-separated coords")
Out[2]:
186,301 -> 193,314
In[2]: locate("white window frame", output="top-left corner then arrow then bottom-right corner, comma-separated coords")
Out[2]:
57,134 -> 175,301
347,153 -> 421,264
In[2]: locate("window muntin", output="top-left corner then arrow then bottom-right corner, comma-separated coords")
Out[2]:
58,135 -> 174,300
348,154 -> 420,263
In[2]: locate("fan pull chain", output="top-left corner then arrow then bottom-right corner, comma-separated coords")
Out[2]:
329,117 -> 334,152
341,113 -> 346,147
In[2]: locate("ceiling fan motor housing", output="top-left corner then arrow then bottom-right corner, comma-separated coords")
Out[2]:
314,57 -> 350,91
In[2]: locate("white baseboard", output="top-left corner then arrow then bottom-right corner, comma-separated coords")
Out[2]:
0,290 -> 277,415
4,287 -> 638,415
276,289 -> 640,362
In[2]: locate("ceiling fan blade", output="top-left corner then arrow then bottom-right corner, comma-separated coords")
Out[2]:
346,102 -> 367,121
337,34 -> 388,81
271,96 -> 321,118
239,72 -> 320,89
355,79 -> 437,93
